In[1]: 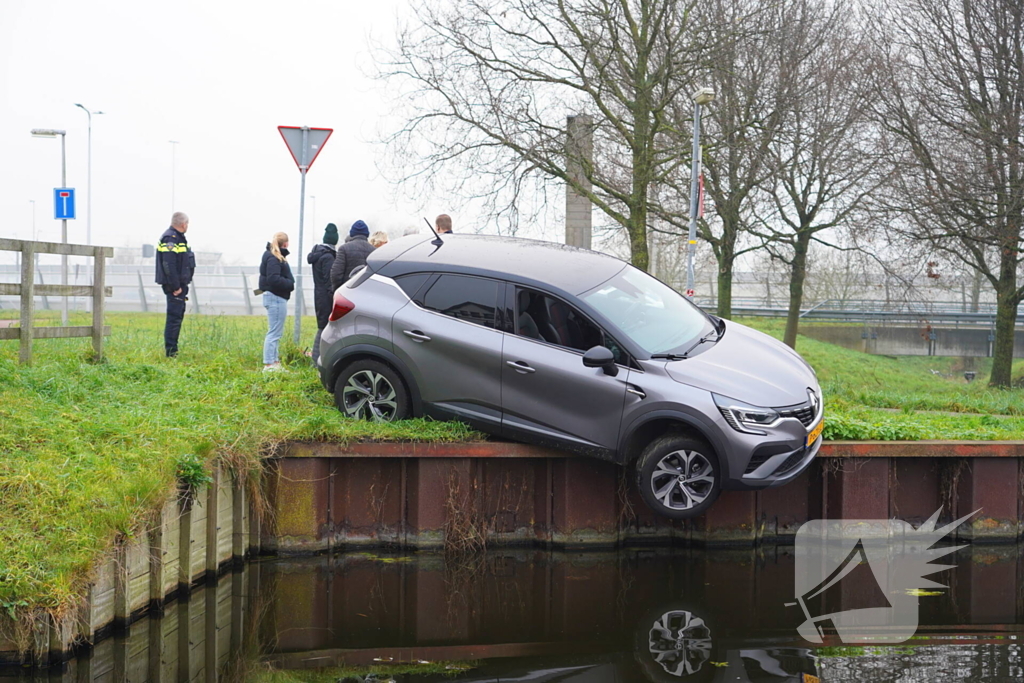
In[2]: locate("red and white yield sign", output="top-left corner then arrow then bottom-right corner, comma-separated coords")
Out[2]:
278,126 -> 333,171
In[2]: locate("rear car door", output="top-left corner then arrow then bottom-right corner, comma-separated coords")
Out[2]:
500,284 -> 630,458
391,273 -> 505,431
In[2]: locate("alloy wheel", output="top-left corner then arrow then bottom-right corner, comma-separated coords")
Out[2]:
342,370 -> 399,422
650,450 -> 716,511
647,609 -> 713,677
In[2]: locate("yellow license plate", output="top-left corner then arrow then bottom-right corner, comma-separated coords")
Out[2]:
803,675 -> 820,683
807,419 -> 824,446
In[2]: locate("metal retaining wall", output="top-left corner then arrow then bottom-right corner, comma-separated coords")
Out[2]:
265,441 -> 1024,552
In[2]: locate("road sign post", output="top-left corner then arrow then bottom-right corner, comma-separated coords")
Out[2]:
278,126 -> 333,347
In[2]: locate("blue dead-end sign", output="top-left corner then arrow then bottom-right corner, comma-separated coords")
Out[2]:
54,188 -> 76,220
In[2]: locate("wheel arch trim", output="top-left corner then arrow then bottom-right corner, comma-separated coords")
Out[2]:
618,409 -> 732,482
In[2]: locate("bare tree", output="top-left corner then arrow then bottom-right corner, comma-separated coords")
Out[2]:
376,0 -> 709,270
756,0 -> 877,348
870,0 -> 1024,387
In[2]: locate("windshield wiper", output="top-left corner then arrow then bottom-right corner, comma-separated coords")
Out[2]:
652,326 -> 722,361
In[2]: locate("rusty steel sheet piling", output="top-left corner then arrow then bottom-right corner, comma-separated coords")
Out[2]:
264,440 -> 1024,553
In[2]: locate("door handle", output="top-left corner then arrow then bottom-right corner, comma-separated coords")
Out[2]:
506,360 -> 536,374
403,330 -> 431,342
627,385 -> 646,399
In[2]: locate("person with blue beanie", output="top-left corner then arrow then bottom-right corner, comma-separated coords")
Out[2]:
329,219 -> 377,291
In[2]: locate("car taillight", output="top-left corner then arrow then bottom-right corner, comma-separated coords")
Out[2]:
329,292 -> 355,322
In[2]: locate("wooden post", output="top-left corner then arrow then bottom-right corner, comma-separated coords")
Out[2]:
92,246 -> 106,360
19,242 -> 34,365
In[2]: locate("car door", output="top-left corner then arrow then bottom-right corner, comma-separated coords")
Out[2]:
391,272 -> 505,431
500,284 -> 630,458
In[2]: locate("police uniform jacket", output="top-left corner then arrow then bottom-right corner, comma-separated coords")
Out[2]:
155,227 -> 195,293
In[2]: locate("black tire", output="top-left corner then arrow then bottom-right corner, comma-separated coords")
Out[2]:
633,601 -> 718,683
334,359 -> 410,422
635,434 -> 721,520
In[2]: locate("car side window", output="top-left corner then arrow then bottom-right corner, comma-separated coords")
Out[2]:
395,273 -> 431,301
421,274 -> 500,328
514,287 -> 624,362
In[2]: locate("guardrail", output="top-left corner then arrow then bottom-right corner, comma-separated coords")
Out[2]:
695,298 -> 1007,327
0,239 -> 112,364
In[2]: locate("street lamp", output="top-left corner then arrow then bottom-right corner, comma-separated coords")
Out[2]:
74,104 -> 104,246
685,87 -> 715,301
169,140 -> 180,212
31,128 -> 69,325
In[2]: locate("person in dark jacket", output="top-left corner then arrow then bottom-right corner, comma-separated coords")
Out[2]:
155,211 -> 195,357
259,232 -> 295,371
329,220 -> 376,291
307,223 -> 338,364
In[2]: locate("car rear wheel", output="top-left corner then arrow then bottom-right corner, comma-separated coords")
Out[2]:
334,360 -> 410,422
636,434 -> 721,519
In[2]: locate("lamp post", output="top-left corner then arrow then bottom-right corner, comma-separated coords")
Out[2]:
686,87 -> 715,301
169,140 -> 179,212
74,104 -> 104,246
31,128 -> 69,325
29,200 -> 36,240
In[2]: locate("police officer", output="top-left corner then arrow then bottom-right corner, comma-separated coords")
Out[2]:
155,212 -> 195,357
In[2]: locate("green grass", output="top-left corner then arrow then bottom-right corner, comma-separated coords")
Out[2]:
742,318 -> 1024,441
0,311 -> 474,617
2,311 -> 1023,620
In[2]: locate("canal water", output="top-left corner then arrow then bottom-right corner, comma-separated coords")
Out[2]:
2,545 -> 1022,682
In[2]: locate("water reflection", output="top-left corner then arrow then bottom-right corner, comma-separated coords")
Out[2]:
2,545 -> 1023,682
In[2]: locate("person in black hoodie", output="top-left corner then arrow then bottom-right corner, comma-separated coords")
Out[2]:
329,220 -> 376,291
307,223 -> 338,364
259,232 -> 295,371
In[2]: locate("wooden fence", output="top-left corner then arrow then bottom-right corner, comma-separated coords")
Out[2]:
0,238 -> 112,364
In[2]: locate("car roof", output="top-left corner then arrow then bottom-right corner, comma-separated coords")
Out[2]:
371,233 -> 627,296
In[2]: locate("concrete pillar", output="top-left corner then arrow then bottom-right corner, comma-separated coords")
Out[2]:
565,114 -> 593,249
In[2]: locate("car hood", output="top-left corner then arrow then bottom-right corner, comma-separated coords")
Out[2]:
664,321 -> 817,407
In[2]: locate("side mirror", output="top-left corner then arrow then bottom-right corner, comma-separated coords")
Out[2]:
583,345 -> 618,377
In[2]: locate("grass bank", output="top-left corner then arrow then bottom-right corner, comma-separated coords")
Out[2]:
0,311 -> 473,617
2,311 -> 1022,619
742,318 -> 1024,440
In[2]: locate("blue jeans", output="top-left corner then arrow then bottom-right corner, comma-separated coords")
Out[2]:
263,292 -> 288,364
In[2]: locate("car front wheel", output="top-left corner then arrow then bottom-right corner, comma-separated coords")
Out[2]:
334,359 -> 410,422
636,434 -> 721,519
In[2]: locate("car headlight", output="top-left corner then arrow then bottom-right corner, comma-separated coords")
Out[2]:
713,393 -> 781,434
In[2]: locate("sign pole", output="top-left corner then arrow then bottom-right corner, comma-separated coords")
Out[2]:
293,127 -> 309,345
60,132 -> 68,326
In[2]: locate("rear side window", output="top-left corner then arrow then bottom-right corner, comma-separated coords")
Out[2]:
421,274 -> 500,328
395,273 -> 431,301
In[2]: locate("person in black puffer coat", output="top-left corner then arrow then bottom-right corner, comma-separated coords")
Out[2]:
307,223 -> 338,364
329,220 -> 376,291
259,232 -> 295,371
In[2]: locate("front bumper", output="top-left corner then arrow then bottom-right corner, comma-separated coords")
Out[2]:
720,394 -> 824,490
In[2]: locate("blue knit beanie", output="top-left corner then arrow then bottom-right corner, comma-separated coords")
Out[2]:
350,220 -> 369,237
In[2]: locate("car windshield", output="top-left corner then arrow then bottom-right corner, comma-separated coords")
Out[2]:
580,267 -> 710,355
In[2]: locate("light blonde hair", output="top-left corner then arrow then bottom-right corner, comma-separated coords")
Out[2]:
369,231 -> 389,248
269,232 -> 289,262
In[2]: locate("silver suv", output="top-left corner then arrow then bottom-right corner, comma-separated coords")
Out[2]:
319,234 -> 823,519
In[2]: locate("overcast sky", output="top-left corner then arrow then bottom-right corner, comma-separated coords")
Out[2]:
0,0 -> 478,265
